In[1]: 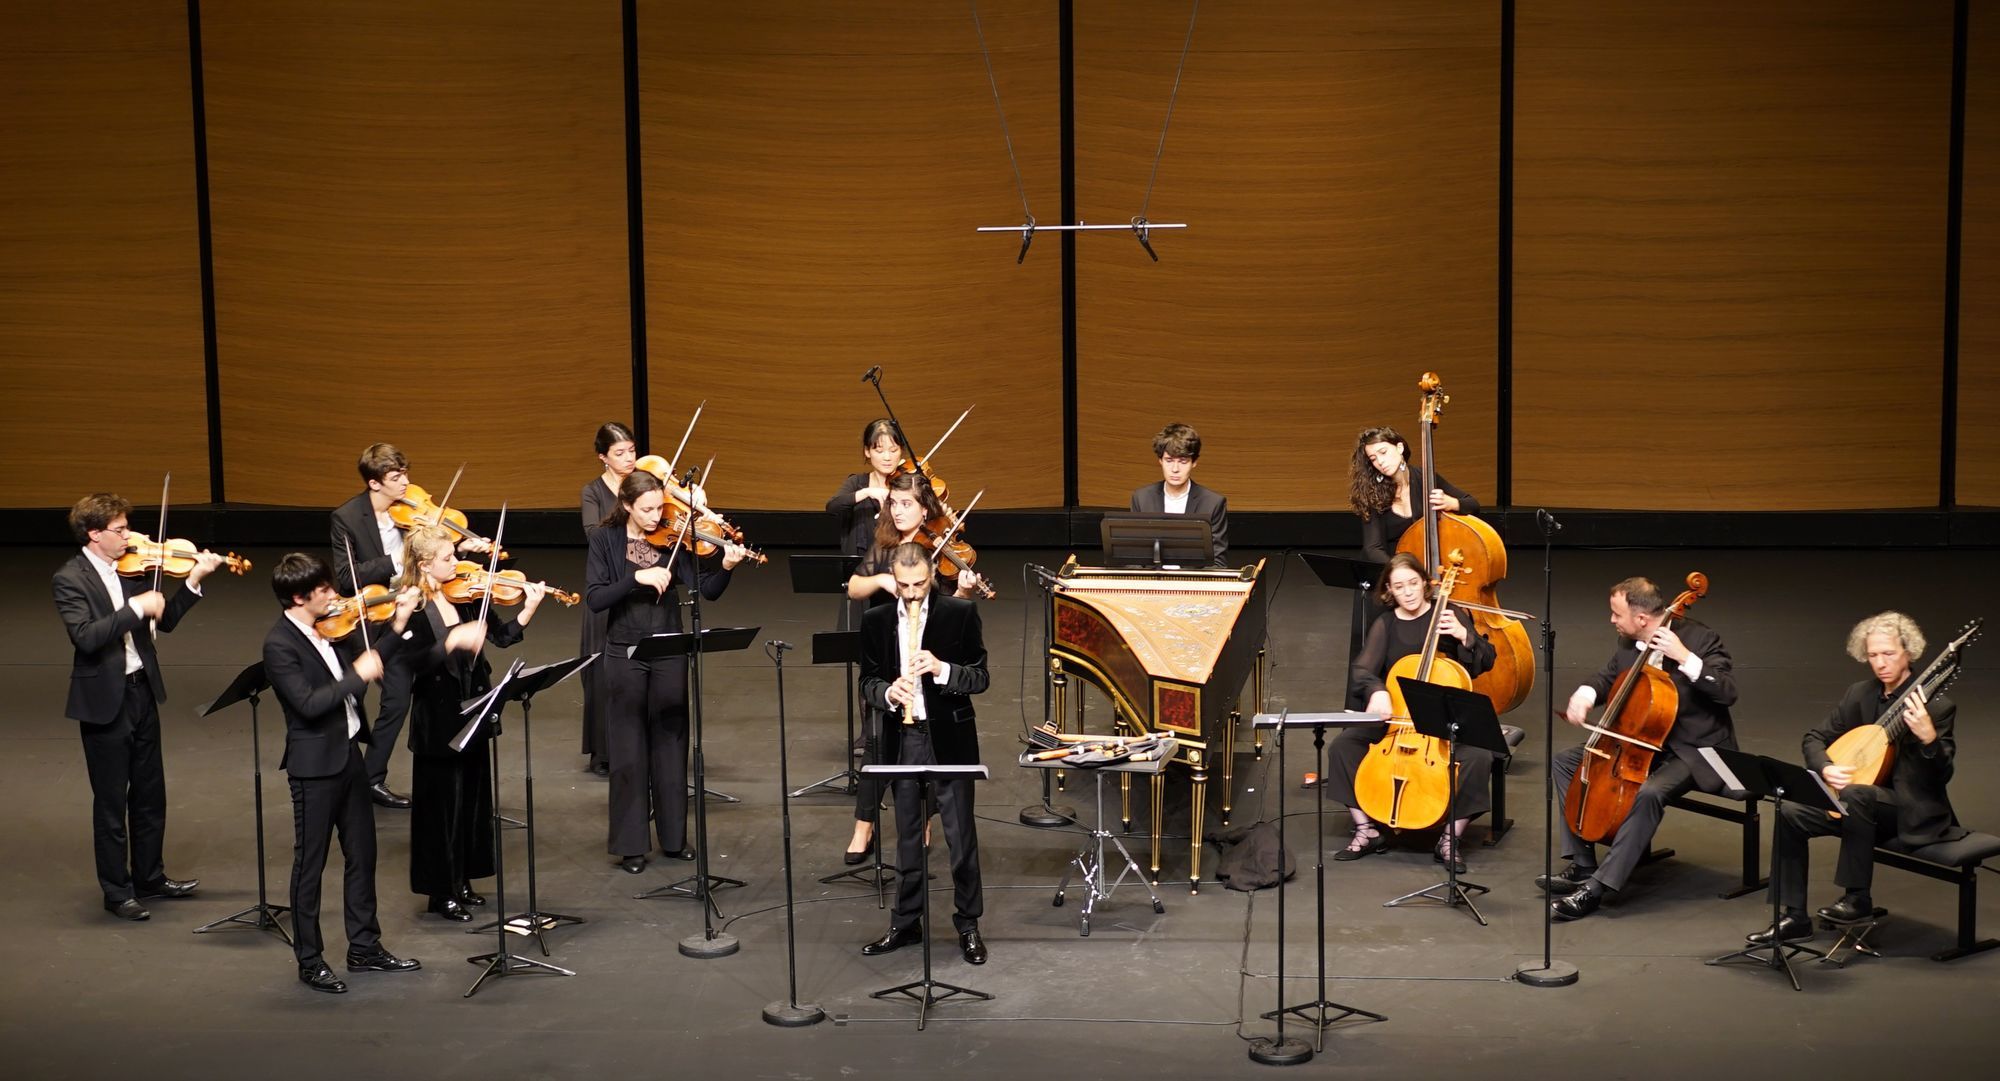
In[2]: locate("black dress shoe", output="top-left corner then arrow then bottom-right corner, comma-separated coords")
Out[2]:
1535,862 -> 1597,896
346,948 -> 422,972
1746,913 -> 1816,946
299,961 -> 347,994
861,924 -> 923,956
620,855 -> 647,874
1817,895 -> 1877,924
843,846 -> 870,866
958,927 -> 988,965
455,885 -> 486,907
370,784 -> 412,810
136,876 -> 198,899
1332,829 -> 1388,862
104,898 -> 150,921
662,846 -> 696,862
426,896 -> 473,922
1551,886 -> 1603,921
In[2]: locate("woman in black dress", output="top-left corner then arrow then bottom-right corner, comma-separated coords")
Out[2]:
587,469 -> 745,873
396,525 -> 545,920
1349,425 -> 1480,565
826,418 -> 905,561
1322,553 -> 1497,874
580,422 -> 637,775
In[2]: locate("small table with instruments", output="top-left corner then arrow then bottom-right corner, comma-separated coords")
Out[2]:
1019,748 -> 1170,936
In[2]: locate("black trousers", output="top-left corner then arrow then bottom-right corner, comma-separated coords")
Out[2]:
408,746 -> 495,899
287,742 -> 381,967
1773,783 -> 1900,911
602,650 -> 690,856
579,607 -> 609,765
1321,723 -> 1496,821
1550,745 -> 1726,891
363,662 -> 411,787
853,704 -> 887,825
890,726 -> 983,934
78,674 -> 167,902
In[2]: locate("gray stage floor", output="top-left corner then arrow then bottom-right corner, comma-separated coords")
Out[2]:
1,545 -> 1995,1079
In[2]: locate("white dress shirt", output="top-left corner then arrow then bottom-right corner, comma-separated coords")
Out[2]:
1162,486 -> 1190,515
286,610 -> 362,740
81,546 -> 145,675
376,513 -> 404,578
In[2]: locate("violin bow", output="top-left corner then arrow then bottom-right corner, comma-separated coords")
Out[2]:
428,463 -> 466,534
918,405 -> 975,467
929,488 -> 985,571
151,472 -> 171,595
474,502 -> 506,633
663,400 -> 706,481
342,536 -> 373,655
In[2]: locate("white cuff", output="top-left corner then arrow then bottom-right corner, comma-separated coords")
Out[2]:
1678,654 -> 1704,682
1571,686 -> 1598,708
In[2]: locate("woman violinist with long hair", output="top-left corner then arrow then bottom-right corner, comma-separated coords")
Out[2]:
587,469 -> 747,874
579,422 -> 638,776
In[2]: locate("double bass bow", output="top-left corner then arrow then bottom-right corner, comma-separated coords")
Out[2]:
1353,551 -> 1474,830
1395,372 -> 1534,715
1562,572 -> 1709,843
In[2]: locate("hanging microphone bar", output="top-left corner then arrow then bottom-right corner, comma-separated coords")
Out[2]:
976,219 -> 1188,263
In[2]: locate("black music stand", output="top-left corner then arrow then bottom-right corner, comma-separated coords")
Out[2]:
862,763 -> 993,1030
813,629 -> 894,900
469,654 -> 595,955
1382,680 -> 1507,925
630,624 -> 760,961
1098,512 -> 1213,569
1701,748 -> 1834,991
1299,553 -> 1380,712
191,662 -> 292,945
788,554 -> 863,798
1251,711 -> 1389,1063
456,662 -> 575,997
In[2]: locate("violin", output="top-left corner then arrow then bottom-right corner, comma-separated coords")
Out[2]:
1395,371 -> 1534,715
914,496 -> 995,599
438,561 -> 581,607
388,482 -> 510,561
1562,572 -> 1709,843
314,584 -> 398,641
115,533 -> 252,578
1353,551 -> 1473,830
633,455 -> 766,564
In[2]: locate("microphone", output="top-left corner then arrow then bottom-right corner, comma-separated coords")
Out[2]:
1132,219 -> 1159,262
861,365 -> 881,384
682,467 -> 700,487
769,639 -> 794,652
1015,227 -> 1034,264
1536,508 -> 1564,533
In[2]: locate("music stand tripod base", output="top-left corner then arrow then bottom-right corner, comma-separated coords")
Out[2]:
192,902 -> 293,945
464,948 -> 574,997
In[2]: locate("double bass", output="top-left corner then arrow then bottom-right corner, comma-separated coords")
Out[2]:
1562,572 -> 1709,843
1395,372 -> 1534,715
1354,551 -> 1474,829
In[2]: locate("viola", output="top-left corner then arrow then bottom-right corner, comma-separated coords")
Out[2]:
438,561 -> 582,607
1562,572 -> 1709,843
915,524 -> 995,599
116,533 -> 252,578
1395,371 -> 1534,715
1353,552 -> 1472,830
388,482 -> 510,561
314,584 -> 397,641
633,455 -> 766,564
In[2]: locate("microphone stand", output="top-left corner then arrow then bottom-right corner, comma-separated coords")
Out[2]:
762,640 -> 825,1026
1515,509 -> 1580,987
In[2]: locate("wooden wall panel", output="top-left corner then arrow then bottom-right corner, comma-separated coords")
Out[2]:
1514,1 -> 1953,511
203,0 -> 631,510
1074,2 -> 1501,511
1959,2 -> 2000,507
0,2 -> 208,508
640,1 -> 1062,510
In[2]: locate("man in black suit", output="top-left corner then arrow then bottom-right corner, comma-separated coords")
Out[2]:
1128,422 -> 1229,566
858,542 -> 993,965
1543,576 -> 1738,920
53,492 -> 219,921
264,552 -> 422,993
1748,612 -> 1965,946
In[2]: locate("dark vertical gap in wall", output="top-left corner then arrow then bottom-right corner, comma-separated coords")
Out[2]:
623,0 -> 652,453
1496,0 -> 1515,511
1060,0 -> 1079,510
188,0 -> 224,502
1941,0 -> 1968,509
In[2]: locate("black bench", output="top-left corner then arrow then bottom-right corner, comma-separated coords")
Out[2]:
1871,831 -> 2000,962
1481,723 -> 1528,847
1642,791 -> 1768,898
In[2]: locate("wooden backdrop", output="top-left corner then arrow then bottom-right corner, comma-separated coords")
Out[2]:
0,2 -> 1985,515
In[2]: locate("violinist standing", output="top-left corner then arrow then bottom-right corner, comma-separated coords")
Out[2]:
390,525 -> 544,921
840,471 -> 986,862
53,493 -> 220,920
580,422 -> 638,776
587,470 -> 745,873
1544,577 -> 1738,920
329,443 -> 490,810
826,419 -> 903,562
1748,613 -> 1962,946
1129,423 -> 1229,566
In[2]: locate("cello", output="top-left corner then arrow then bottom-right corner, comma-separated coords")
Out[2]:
1562,572 -> 1709,843
1353,551 -> 1474,830
1395,371 -> 1534,715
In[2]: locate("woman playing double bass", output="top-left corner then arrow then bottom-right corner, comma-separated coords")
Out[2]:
1323,553 -> 1496,873
1349,426 -> 1479,566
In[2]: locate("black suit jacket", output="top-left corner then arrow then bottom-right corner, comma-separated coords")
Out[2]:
1129,480 -> 1230,566
53,553 -> 203,724
1580,617 -> 1738,789
264,615 -> 398,779
330,491 -> 398,590
1804,679 -> 1964,848
860,594 -> 989,766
